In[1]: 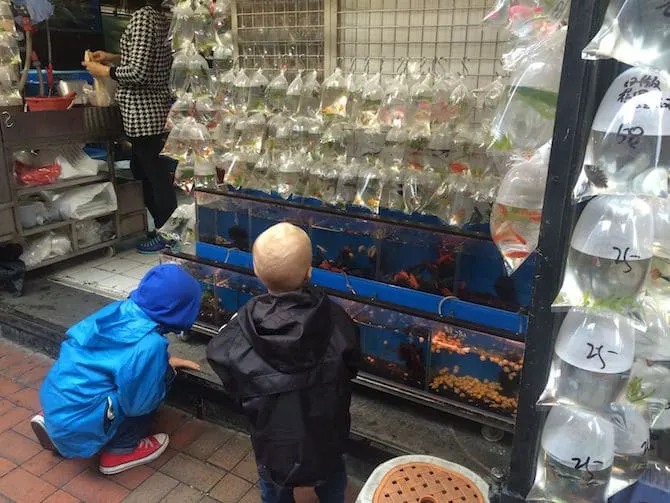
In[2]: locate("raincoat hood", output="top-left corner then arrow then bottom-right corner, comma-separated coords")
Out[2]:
238,286 -> 332,372
130,263 -> 202,331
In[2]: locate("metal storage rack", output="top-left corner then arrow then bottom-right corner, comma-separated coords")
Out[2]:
0,106 -> 147,270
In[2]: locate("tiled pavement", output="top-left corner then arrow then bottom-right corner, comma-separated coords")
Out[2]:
0,339 -> 362,503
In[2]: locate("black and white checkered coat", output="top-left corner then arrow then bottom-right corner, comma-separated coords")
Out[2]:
115,6 -> 172,138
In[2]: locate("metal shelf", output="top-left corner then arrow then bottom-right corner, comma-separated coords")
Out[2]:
20,210 -> 117,237
15,174 -> 111,197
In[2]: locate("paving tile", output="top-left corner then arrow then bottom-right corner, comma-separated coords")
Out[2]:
239,486 -> 262,503
152,407 -> 190,435
7,387 -> 42,412
63,469 -> 130,503
208,433 -> 253,471
109,465 -> 155,490
160,453 -> 224,492
198,498 -> 219,503
0,405 -> 33,433
43,458 -> 95,488
43,490 -> 81,503
0,457 -> 15,478
0,342 -> 15,358
169,419 -> 209,451
16,364 -> 51,389
97,258 -> 144,274
0,467 -> 57,503
231,451 -> 258,484
184,425 -> 234,461
209,473 -> 253,503
122,472 -> 179,503
0,429 -> 41,464
0,376 -> 23,397
161,482 -> 204,503
11,414 -> 36,439
70,268 -> 115,286
22,449 -> 62,476
0,400 -> 12,417
1,354 -> 45,379
148,447 -> 177,469
124,263 -> 155,280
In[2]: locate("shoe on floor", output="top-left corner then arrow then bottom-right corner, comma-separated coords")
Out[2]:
136,234 -> 170,255
30,413 -> 58,452
99,434 -> 169,475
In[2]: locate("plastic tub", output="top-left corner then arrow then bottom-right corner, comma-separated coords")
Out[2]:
25,92 -> 76,111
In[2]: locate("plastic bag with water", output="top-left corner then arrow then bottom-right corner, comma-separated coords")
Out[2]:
583,0 -> 670,72
553,195 -> 654,328
321,68 -> 349,120
607,404 -> 650,497
538,308 -> 636,412
528,406 -> 614,503
574,67 -> 670,201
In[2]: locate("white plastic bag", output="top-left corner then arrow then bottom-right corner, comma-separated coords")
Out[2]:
528,406 -> 614,503
54,182 -> 118,220
583,1 -> 670,72
158,203 -> 195,249
554,195 -> 654,327
574,67 -> 670,200
538,309 -> 636,412
20,231 -> 72,269
57,146 -> 105,180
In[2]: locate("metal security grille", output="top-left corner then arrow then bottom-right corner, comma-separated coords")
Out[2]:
235,0 -> 325,74
336,0 -> 508,88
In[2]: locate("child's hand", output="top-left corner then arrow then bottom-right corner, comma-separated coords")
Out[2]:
169,357 -> 201,372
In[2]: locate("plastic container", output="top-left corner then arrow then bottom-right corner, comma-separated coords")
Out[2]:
25,93 -> 76,112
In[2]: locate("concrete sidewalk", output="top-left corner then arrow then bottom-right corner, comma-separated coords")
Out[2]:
0,338 -> 361,503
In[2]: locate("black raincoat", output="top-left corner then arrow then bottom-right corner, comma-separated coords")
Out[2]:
206,286 -> 360,487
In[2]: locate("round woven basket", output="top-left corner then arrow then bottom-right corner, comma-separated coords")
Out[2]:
372,462 -> 485,503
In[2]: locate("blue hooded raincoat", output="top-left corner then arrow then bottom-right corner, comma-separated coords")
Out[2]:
39,264 -> 202,458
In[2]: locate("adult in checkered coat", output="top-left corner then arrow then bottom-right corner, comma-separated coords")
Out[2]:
83,0 -> 176,254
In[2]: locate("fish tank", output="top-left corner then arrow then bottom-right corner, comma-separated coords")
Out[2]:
196,191 -> 252,251
161,251 -> 524,425
160,252 -> 265,329
195,190 -> 534,312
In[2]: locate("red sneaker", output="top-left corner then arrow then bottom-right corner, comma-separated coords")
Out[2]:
30,413 -> 58,453
99,434 -> 169,475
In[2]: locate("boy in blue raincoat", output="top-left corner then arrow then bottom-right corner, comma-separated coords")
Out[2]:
31,264 -> 202,475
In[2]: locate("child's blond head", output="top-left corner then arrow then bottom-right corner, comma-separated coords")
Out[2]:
253,223 -> 312,294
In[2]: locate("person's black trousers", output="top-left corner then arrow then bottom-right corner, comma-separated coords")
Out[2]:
128,134 -> 177,230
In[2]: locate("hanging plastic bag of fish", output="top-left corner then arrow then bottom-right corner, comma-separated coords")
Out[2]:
537,308 -> 635,413
574,68 -> 670,201
183,117 -> 214,160
211,33 -> 234,76
211,0 -> 231,40
491,144 -> 549,274
265,68 -> 289,114
440,151 -> 475,228
169,48 -> 191,97
222,153 -> 250,190
474,76 -> 506,146
407,73 -> 434,141
174,154 -> 196,193
158,203 -> 196,252
602,403 -> 650,498
483,1 -> 570,36
403,168 -> 441,215
235,112 -> 266,158
527,405 -> 614,503
245,150 -> 272,193
489,27 -> 566,157
285,70 -> 303,116
194,157 -> 216,189
188,49 -> 211,98
169,1 -> 196,52
648,197 -> 670,312
166,93 -> 194,130
553,195 -> 654,330
320,68 -> 349,121
346,66 -> 369,118
353,161 -> 384,214
443,77 -> 477,144
379,74 -> 410,131
212,66 -> 235,112
298,70 -> 321,119
213,111 -> 237,155
275,152 -> 307,200
334,159 -> 360,208
192,0 -> 216,56
231,69 -> 250,115
303,159 -> 339,204
161,120 -> 190,163
195,95 -> 220,137
583,1 -> 670,73
245,68 -> 268,114
379,165 -> 405,213
354,73 -> 384,132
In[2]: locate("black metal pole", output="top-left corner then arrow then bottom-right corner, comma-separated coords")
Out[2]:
498,1 -> 616,501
